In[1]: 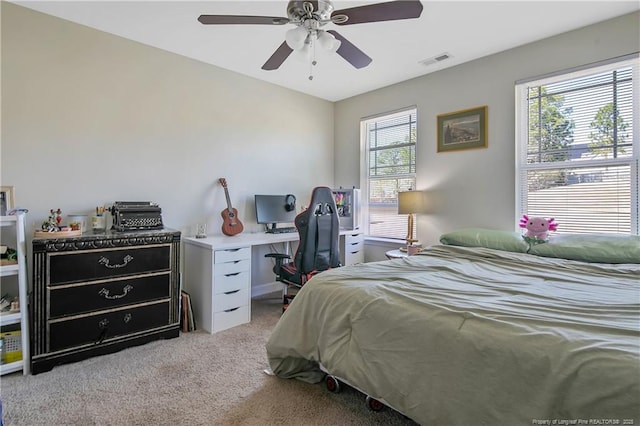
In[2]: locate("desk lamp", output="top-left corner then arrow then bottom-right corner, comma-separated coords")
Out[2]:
398,190 -> 427,247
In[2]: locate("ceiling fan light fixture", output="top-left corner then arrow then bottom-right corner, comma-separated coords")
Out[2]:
317,30 -> 341,52
285,25 -> 308,50
199,0 -> 424,73
292,43 -> 313,63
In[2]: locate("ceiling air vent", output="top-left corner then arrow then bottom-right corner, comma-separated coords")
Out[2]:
419,52 -> 452,67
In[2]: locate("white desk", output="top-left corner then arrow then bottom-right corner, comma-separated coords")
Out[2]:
182,230 -> 363,334
184,231 -> 299,252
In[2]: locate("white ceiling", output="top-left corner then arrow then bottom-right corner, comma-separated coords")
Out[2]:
11,1 -> 640,102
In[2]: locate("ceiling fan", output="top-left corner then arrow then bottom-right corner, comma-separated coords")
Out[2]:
198,1 -> 424,75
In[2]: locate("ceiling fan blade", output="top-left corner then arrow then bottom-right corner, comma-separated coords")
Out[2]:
262,42 -> 294,71
198,15 -> 290,25
327,30 -> 372,69
332,0 -> 423,26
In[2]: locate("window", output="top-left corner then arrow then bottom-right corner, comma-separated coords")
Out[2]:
516,55 -> 638,235
360,108 -> 417,239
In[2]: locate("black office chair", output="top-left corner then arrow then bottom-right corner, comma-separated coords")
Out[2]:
265,186 -> 341,311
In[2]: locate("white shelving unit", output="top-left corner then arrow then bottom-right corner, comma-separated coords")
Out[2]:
0,213 -> 30,375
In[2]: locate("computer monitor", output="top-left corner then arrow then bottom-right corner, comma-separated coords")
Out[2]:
254,194 -> 297,231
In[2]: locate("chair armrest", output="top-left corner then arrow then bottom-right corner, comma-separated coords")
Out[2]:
265,253 -> 291,277
265,253 -> 291,260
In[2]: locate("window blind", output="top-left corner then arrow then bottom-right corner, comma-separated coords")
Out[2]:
362,109 -> 417,239
516,56 -> 638,235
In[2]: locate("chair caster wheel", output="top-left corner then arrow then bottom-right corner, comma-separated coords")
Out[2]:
366,395 -> 384,412
325,375 -> 341,393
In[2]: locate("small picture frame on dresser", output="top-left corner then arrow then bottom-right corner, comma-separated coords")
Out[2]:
0,186 -> 15,216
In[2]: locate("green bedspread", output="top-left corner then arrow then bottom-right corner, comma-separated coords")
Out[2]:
266,245 -> 640,426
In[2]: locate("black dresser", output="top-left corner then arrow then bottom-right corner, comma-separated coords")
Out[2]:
31,229 -> 181,374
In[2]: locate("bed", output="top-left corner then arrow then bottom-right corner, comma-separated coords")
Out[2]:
266,229 -> 640,425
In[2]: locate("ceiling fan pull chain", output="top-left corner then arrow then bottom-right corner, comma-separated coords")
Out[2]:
308,37 -> 315,81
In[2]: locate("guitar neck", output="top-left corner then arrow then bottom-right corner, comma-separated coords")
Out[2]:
223,188 -> 234,212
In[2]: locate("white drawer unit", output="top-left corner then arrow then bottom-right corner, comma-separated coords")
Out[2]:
183,243 -> 251,334
342,231 -> 364,266
212,247 -> 251,332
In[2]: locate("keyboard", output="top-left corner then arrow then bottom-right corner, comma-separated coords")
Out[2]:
266,227 -> 297,234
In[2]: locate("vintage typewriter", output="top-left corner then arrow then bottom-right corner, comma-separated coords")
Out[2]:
110,201 -> 164,231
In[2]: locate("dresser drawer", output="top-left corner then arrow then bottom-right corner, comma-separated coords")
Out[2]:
344,232 -> 364,245
346,239 -> 363,252
213,288 -> 248,313
49,301 -> 170,352
214,271 -> 249,294
49,245 -> 171,285
214,247 -> 250,264
345,249 -> 364,265
49,272 -> 170,318
212,305 -> 250,333
215,259 -> 250,276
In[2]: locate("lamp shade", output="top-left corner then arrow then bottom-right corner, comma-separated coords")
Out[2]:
398,190 -> 427,214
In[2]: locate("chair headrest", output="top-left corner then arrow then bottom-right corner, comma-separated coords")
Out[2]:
308,187 -> 335,213
310,186 -> 335,214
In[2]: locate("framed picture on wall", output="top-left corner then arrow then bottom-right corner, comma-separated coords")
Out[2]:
437,106 -> 488,152
0,186 -> 15,216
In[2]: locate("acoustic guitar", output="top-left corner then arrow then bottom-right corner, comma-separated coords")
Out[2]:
219,178 -> 244,236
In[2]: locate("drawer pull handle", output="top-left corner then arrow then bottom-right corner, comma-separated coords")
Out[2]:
225,272 -> 240,277
98,284 -> 134,300
96,318 -> 109,344
224,289 -> 240,295
224,307 -> 239,313
123,313 -> 132,323
98,254 -> 134,269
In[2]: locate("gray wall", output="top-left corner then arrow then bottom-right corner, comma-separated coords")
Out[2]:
2,3 -> 638,265
334,11 -> 640,252
1,2 -> 335,238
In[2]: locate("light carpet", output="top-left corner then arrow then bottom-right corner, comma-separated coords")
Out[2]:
0,294 -> 416,425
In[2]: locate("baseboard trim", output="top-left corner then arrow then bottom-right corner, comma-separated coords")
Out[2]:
252,281 -> 282,298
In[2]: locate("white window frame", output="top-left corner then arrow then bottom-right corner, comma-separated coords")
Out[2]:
360,107 -> 417,240
515,54 -> 639,235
